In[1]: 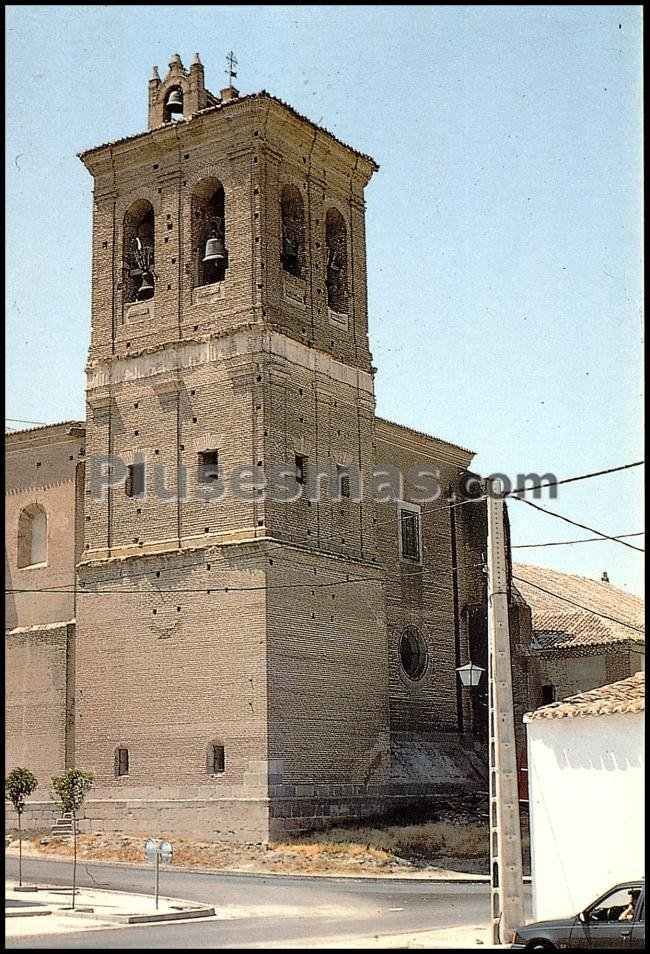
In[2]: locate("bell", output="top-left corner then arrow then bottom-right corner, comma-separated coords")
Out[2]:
166,89 -> 184,114
203,236 -> 227,262
136,272 -> 155,301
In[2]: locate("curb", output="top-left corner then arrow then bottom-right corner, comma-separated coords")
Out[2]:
5,908 -> 52,919
6,850 -> 502,884
109,906 -> 216,924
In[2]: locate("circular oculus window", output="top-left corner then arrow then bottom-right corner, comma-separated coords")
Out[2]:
399,627 -> 428,681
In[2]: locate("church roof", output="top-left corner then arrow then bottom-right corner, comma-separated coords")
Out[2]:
513,562 -> 644,652
79,90 -> 379,170
525,671 -> 644,721
5,420 -> 85,438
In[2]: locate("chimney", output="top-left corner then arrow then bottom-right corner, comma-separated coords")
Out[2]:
220,85 -> 239,103
601,571 -> 610,583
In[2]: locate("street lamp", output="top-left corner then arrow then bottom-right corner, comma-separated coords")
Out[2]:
456,660 -> 485,688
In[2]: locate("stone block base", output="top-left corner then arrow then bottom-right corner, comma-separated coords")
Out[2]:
5,797 -> 269,844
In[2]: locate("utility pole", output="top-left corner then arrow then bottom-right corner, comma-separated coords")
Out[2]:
486,488 -> 525,944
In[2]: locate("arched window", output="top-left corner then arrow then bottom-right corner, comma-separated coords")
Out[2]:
280,185 -> 305,278
123,199 -> 155,303
17,504 -> 47,568
163,86 -> 184,123
192,178 -> 227,286
325,208 -> 348,314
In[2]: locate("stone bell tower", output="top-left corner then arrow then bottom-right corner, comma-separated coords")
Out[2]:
75,53 -> 389,841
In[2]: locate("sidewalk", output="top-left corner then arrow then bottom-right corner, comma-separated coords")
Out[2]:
5,880 -> 214,940
254,925 -> 504,948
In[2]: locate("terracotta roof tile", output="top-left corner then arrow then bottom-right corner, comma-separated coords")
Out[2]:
79,91 -> 378,169
525,671 -> 645,721
513,563 -> 644,651
5,420 -> 85,438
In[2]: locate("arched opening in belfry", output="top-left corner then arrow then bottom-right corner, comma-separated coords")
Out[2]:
123,199 -> 155,303
192,178 -> 227,286
163,86 -> 184,123
325,208 -> 348,313
280,184 -> 305,279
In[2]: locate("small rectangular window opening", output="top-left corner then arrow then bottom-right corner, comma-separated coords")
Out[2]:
295,454 -> 307,485
337,465 -> 351,499
198,450 -> 220,483
541,685 -> 556,705
210,744 -> 225,775
116,748 -> 129,777
125,463 -> 145,497
400,506 -> 421,562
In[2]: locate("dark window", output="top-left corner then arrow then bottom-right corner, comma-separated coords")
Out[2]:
125,463 -> 145,497
337,465 -> 351,499
400,507 -> 421,561
198,450 -> 220,483
295,454 -> 307,485
281,185 -> 305,278
208,744 -> 225,775
325,208 -> 348,313
399,627 -> 428,681
541,684 -> 556,705
116,748 -> 129,777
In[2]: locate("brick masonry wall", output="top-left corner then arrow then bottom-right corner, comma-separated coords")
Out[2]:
262,351 -> 376,563
265,545 -> 390,788
373,421 -> 480,737
535,650 -> 637,704
75,546 -> 269,811
5,623 -> 72,782
5,425 -> 85,630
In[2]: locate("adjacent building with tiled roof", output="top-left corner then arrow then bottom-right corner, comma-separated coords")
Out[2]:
525,670 -> 644,721
513,563 -> 644,708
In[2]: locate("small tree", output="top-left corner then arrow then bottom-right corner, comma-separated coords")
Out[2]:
50,769 -> 94,909
5,768 -> 38,887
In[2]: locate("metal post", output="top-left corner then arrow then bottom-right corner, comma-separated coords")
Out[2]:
155,849 -> 160,910
71,810 -> 77,910
486,491 -> 525,944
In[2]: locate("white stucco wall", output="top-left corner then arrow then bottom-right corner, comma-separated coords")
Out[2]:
527,710 -> 644,921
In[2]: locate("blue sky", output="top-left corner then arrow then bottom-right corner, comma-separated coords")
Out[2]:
6,5 -> 644,593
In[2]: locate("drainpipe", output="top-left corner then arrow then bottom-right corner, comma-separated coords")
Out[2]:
448,484 -> 464,733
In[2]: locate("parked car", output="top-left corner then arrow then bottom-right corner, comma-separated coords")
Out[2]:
512,880 -> 644,950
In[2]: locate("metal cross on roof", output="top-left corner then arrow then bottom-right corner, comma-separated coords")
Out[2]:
225,50 -> 238,86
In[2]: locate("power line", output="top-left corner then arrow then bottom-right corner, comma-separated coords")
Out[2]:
507,460 -> 644,497
6,575 -> 385,596
512,574 -> 644,636
6,557 -> 488,597
510,496 -> 645,552
512,531 -> 645,550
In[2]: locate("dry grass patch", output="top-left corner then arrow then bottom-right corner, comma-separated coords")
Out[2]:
292,820 -> 489,862
10,815 -> 517,875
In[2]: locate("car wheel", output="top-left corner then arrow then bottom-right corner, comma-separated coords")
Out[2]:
525,943 -> 556,951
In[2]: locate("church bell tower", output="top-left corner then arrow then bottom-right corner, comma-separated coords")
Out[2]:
74,54 -> 389,840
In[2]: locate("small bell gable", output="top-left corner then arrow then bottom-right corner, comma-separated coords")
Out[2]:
148,52 -> 218,129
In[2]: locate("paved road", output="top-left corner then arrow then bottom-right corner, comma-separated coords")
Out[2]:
6,856 -> 528,948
